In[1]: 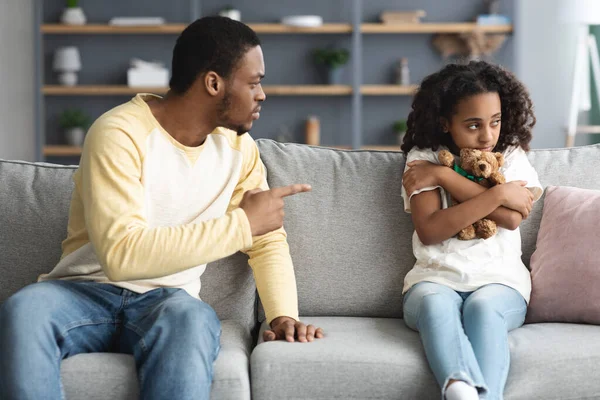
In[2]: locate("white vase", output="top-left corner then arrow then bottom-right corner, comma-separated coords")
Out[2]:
57,71 -> 78,86
397,131 -> 406,146
219,9 -> 241,21
65,127 -> 86,147
61,7 -> 87,25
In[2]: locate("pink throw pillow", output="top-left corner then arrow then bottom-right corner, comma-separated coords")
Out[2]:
527,186 -> 600,324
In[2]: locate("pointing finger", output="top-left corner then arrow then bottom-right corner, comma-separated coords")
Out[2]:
271,184 -> 312,198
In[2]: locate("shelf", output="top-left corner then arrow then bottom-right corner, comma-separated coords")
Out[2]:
42,85 -> 352,96
44,85 -> 166,95
44,145 -> 83,156
43,85 -> 418,96
41,23 -> 511,35
361,23 -> 513,33
361,85 -> 418,95
264,85 -> 352,95
41,23 -> 352,34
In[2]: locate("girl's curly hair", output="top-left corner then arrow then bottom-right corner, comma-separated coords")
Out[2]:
401,60 -> 536,154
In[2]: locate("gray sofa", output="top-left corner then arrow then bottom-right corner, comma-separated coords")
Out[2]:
2,139 -> 600,400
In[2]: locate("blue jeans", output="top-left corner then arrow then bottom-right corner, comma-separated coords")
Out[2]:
0,280 -> 221,400
403,281 -> 527,400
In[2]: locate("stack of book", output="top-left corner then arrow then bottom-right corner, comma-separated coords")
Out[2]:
380,10 -> 426,24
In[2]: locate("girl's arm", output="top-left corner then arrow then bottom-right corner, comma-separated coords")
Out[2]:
437,167 -> 524,230
403,161 -> 533,230
409,181 -> 532,245
410,186 -> 504,245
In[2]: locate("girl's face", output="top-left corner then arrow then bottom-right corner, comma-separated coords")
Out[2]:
443,91 -> 501,153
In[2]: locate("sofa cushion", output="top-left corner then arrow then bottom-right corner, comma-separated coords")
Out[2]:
521,144 -> 600,268
61,319 -> 251,400
256,140 -> 413,321
0,159 -> 256,332
251,317 -> 438,400
251,317 -> 600,400
526,186 -> 600,324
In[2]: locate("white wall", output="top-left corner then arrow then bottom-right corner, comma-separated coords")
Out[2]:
515,0 -> 591,148
0,0 -> 36,161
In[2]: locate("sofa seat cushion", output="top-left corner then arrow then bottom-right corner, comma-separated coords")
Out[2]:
61,320 -> 252,400
251,317 -> 439,399
251,317 -> 600,400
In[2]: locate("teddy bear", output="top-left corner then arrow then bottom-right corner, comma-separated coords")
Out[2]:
438,148 -> 506,240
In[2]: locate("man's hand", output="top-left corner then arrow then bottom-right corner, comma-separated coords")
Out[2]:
240,184 -> 312,236
402,160 -> 445,196
263,316 -> 324,343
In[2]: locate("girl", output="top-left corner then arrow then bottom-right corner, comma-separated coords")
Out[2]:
400,61 -> 543,400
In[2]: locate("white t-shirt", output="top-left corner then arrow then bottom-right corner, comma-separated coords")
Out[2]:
401,146 -> 543,302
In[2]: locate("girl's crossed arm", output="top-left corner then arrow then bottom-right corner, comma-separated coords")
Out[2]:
408,181 -> 532,246
403,160 -> 533,231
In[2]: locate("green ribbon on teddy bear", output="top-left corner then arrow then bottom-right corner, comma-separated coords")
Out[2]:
453,163 -> 485,182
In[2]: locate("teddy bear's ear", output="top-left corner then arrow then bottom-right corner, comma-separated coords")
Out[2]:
494,152 -> 504,167
460,148 -> 479,158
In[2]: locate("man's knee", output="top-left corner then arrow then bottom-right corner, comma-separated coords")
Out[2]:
0,281 -> 65,326
159,295 -> 221,339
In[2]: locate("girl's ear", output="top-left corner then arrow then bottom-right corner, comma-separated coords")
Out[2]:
440,117 -> 449,133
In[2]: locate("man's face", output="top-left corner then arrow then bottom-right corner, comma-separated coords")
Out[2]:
217,46 -> 266,135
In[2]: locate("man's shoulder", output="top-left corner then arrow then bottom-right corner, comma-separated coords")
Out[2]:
86,97 -> 154,146
211,127 -> 258,155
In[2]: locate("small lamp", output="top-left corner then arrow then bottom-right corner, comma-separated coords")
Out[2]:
562,0 -> 600,146
53,46 -> 82,86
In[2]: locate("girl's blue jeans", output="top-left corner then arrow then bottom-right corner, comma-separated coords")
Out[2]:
403,281 -> 527,400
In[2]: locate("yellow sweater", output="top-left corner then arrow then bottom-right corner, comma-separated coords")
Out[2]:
39,94 -> 298,323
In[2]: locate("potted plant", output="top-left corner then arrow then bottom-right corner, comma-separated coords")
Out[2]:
59,109 -> 91,147
393,119 -> 408,145
313,47 -> 350,85
60,0 -> 87,25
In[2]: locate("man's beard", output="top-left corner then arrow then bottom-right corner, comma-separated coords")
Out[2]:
217,91 -> 249,136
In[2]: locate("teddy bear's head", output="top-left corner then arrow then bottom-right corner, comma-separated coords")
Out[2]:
459,148 -> 504,179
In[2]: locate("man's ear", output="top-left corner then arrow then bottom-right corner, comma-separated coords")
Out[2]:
204,71 -> 222,97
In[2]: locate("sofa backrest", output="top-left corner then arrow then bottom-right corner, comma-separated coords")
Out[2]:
0,159 -> 256,332
256,140 -> 412,320
3,142 -> 599,324
0,160 -> 76,303
255,140 -> 600,321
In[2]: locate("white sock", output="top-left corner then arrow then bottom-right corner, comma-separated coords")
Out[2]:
445,380 -> 479,400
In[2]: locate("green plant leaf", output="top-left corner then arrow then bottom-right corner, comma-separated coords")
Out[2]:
59,108 -> 91,129
312,47 -> 350,68
393,119 -> 408,132
66,0 -> 79,8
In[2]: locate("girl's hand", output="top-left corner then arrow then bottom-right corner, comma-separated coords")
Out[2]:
498,181 -> 534,219
403,160 -> 444,196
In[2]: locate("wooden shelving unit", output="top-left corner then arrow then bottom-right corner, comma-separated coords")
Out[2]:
44,145 -> 83,156
35,0 -> 513,159
41,23 -> 512,35
43,84 -> 419,96
361,23 -> 513,34
41,23 -> 353,34
361,85 -> 418,95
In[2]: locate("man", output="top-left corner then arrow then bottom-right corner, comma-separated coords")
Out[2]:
0,16 -> 323,400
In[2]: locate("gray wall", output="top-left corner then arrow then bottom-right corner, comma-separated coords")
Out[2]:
41,0 -> 515,158
515,0 -> 594,148
0,0 -> 36,161
2,0 -> 588,161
